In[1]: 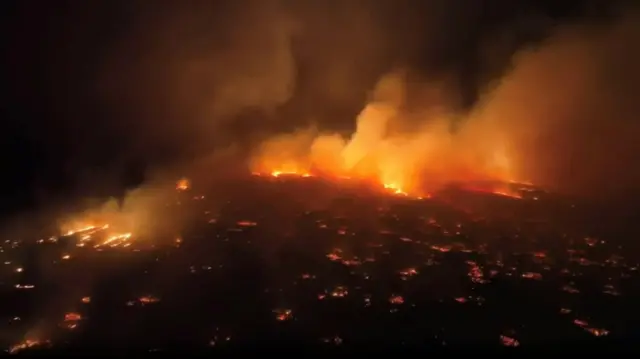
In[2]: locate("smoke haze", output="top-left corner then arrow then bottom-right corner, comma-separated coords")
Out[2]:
2,0 -> 639,210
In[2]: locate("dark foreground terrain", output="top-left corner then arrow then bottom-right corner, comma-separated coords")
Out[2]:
0,174 -> 639,354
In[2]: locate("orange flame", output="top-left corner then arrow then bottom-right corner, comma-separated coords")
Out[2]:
249,72 -> 533,197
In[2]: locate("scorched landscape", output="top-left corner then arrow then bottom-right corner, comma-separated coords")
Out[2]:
1,170 -> 637,353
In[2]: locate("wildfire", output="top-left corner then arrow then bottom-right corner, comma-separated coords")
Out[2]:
249,72 -> 533,198
9,339 -> 49,354
271,170 -> 311,178
176,178 -> 190,191
63,224 -> 108,237
383,183 -> 408,196
95,232 -> 132,248
60,222 -> 134,249
255,168 -> 417,198
462,184 -> 523,200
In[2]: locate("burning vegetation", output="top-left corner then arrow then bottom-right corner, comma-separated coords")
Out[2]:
2,171 -> 629,353
2,0 -> 640,354
250,72 -> 526,199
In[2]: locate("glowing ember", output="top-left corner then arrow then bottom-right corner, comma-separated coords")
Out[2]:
271,170 -> 311,178
273,309 -> 293,321
64,312 -> 82,322
500,335 -> 520,347
9,339 -> 49,354
383,183 -> 408,196
138,296 -> 160,305
60,222 -> 134,249
330,286 -> 349,297
176,177 -> 190,191
389,295 -> 405,304
254,169 -> 427,198
64,224 -> 108,237
94,233 -> 132,248
236,220 -> 258,227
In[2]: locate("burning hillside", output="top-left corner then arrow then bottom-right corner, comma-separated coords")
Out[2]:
2,171 -> 635,354
3,1 -> 640,353
250,71 -> 523,199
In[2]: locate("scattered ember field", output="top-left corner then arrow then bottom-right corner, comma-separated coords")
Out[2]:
1,174 -> 639,352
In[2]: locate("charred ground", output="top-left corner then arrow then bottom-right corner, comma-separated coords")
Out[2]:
0,174 -> 638,353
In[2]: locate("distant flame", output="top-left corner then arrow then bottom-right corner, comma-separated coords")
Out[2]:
59,222 -> 134,248
383,183 -> 408,196
176,178 -> 190,191
271,170 -> 311,178
249,72 -> 531,197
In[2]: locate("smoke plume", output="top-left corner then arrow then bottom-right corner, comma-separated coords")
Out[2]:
3,0 -> 639,206
248,2 -> 640,198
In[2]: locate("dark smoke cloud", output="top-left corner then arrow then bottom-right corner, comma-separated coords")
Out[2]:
97,0 -> 628,142
1,0 -> 638,209
487,11 -> 640,196
97,0 -> 396,151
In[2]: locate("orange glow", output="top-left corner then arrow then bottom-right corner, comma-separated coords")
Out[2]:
9,339 -> 49,354
249,72 -> 530,197
64,312 -> 82,322
59,222 -> 135,249
383,183 -> 408,196
176,178 -> 190,191
462,184 -> 523,199
271,170 -> 311,178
